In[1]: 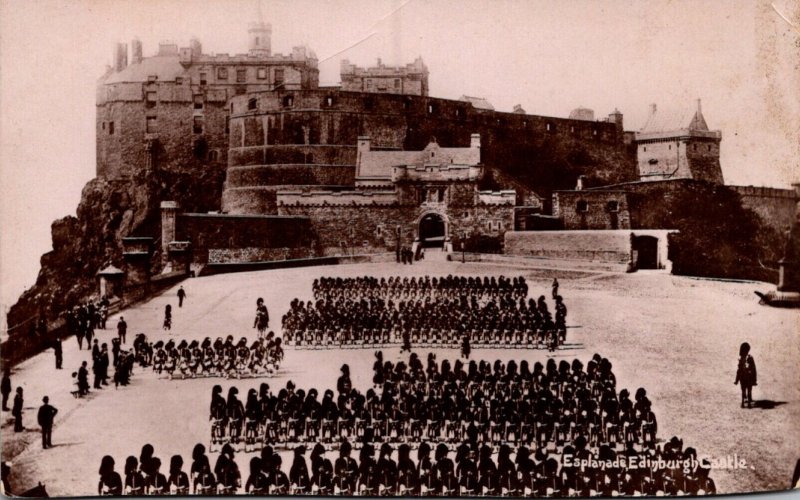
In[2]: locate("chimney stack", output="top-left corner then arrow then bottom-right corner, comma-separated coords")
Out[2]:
696,98 -> 702,113
114,42 -> 128,72
649,103 -> 657,115
131,38 -> 142,64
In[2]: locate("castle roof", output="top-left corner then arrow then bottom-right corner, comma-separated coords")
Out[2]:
459,95 -> 495,111
104,56 -> 187,84
357,140 -> 480,180
639,102 -> 709,134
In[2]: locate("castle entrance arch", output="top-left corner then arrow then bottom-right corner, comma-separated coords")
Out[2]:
418,212 -> 447,248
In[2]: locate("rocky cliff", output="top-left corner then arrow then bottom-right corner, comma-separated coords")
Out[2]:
6,167 -> 225,336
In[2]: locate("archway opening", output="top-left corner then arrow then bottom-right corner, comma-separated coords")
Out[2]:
633,235 -> 659,269
419,213 -> 446,248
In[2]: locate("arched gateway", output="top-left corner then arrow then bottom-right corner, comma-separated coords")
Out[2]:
417,211 -> 448,248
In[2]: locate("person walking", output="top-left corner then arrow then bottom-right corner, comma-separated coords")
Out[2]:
117,316 -> 127,344
12,387 -> 24,432
1,369 -> 10,411
177,286 -> 187,308
53,337 -> 63,369
37,396 -> 58,449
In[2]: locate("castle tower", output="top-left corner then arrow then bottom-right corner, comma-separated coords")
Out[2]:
634,98 -> 723,184
248,1 -> 272,56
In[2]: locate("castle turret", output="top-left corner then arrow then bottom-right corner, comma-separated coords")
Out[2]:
248,2 -> 272,56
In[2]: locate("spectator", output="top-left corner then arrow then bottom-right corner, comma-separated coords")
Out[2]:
37,396 -> 58,449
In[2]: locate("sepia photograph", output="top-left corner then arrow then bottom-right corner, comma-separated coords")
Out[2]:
0,0 -> 798,497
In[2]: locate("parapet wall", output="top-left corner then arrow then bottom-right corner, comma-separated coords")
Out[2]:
505,230 -> 633,263
730,185 -> 798,232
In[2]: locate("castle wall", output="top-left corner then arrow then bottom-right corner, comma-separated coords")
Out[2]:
553,190 -> 631,230
730,185 -> 798,233
224,90 -> 637,213
97,82 -> 230,179
277,203 -> 514,255
175,213 -> 313,263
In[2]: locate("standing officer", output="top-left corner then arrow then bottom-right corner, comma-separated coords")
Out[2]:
37,396 -> 58,449
117,316 -> 128,345
12,387 -> 24,432
177,286 -> 187,308
1,369 -> 10,411
53,337 -> 63,369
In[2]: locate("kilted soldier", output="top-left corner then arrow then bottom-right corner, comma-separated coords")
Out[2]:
397,444 -> 418,495
310,443 -> 334,495
290,445 -> 310,495
334,440 -> 358,495
124,456 -> 145,495
734,342 -> 757,408
167,455 -> 189,495
377,443 -> 398,495
245,457 -> 268,494
98,456 -> 122,495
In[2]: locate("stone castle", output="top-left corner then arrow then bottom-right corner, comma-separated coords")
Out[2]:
5,11 -> 796,354
92,13 -> 798,285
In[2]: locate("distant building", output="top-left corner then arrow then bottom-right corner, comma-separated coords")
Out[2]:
459,95 -> 494,111
340,57 -> 429,96
512,104 -> 526,114
634,100 -> 723,184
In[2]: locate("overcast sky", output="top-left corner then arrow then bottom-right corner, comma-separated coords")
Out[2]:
1,0 -> 798,323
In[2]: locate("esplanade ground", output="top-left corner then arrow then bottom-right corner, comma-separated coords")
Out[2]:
2,258 -> 798,495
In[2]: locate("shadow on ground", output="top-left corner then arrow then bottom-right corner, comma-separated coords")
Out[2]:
750,400 -> 787,410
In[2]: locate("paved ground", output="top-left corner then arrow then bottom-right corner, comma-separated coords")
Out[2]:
1,260 -> 798,496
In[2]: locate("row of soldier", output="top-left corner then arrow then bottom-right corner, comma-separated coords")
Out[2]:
208,353 -> 662,455
312,275 -> 530,302
152,335 -> 284,379
283,294 -> 568,349
100,436 -> 714,496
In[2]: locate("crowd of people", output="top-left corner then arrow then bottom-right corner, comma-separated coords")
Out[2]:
151,335 -> 284,380
282,276 -> 568,350
63,297 -> 110,350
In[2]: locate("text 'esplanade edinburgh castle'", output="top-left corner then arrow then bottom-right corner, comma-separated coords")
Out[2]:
6,11 -> 797,348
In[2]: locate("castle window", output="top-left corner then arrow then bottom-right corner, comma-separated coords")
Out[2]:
394,79 -> 400,89
209,150 -> 219,162
146,91 -> 157,108
607,200 -> 619,213
248,98 -> 257,110
274,69 -> 284,87
199,72 -> 207,85
102,122 -> 105,130
193,94 -> 204,110
193,116 -> 204,134
147,75 -> 157,83
108,122 -> 115,135
146,116 -> 157,134
546,122 -> 554,132
217,67 -> 228,80
643,146 -> 647,152
707,144 -> 711,151
463,212 -> 469,219
236,69 -> 247,83
175,77 -> 183,84
570,126 -> 575,133
324,96 -> 335,107
257,67 -> 267,80
427,103 -> 436,115
282,95 -> 294,107
668,144 -> 671,150
576,200 -> 588,213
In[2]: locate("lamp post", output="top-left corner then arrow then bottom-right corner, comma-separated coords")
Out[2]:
461,231 -> 466,263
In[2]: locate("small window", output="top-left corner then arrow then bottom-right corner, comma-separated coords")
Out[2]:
102,122 -> 106,131
146,91 -> 157,108
282,95 -> 294,107
570,126 -> 575,133
146,116 -> 157,134
643,146 -> 647,152
546,122 -> 554,132
324,96 -> 335,107
236,69 -> 246,83
147,75 -> 157,83
217,67 -> 228,80
199,72 -> 207,85
230,103 -> 234,113
593,129 -> 598,136
248,98 -> 257,110
257,67 -> 267,79
175,77 -> 183,85
668,144 -> 671,150
274,69 -> 284,86
193,94 -> 204,110
193,116 -> 204,134
209,150 -> 219,162
108,121 -> 114,135
427,103 -> 436,114
394,79 -> 400,89
607,201 -> 619,213
707,144 -> 711,152
577,200 -> 588,213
